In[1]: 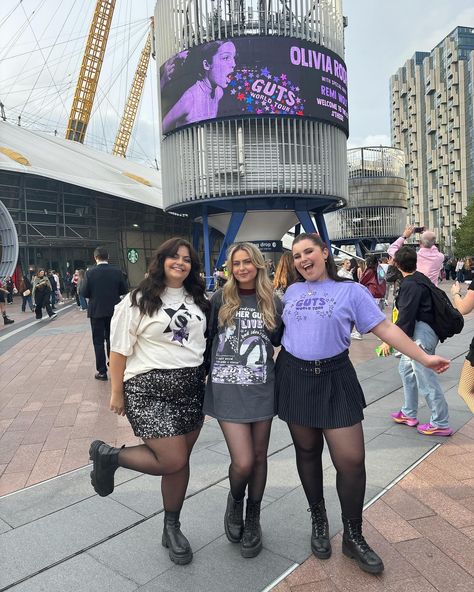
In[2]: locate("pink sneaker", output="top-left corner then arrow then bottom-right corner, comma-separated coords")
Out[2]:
417,423 -> 453,437
391,411 -> 419,427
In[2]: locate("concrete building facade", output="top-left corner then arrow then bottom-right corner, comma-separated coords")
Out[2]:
390,26 -> 474,251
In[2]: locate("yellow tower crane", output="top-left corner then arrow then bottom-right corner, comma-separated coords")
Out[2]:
112,20 -> 154,157
66,0 -> 116,143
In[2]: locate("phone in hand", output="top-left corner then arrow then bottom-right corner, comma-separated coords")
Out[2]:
414,226 -> 424,233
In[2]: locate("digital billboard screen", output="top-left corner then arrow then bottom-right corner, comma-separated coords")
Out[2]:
160,37 -> 348,136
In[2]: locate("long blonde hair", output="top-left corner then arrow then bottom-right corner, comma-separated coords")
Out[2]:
218,242 -> 277,331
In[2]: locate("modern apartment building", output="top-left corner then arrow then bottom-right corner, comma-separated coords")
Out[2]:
390,27 -> 474,251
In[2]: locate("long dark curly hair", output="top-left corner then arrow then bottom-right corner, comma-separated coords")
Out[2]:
131,237 -> 210,317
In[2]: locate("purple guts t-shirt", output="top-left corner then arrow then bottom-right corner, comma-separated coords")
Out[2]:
282,279 -> 385,361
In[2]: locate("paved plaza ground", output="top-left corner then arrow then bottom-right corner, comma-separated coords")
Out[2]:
1,283 -> 474,591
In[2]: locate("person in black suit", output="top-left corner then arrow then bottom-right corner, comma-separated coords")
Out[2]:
81,247 -> 128,380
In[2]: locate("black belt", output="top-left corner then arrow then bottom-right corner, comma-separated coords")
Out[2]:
280,347 -> 349,375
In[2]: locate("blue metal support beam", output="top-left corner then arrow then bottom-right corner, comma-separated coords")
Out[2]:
295,210 -> 317,234
215,211 -> 246,269
314,212 -> 332,250
201,207 -> 212,290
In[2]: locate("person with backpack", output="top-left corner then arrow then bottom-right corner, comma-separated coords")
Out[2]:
360,255 -> 387,311
380,247 -> 453,436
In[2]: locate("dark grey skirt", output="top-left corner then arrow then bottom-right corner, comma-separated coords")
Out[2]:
276,348 -> 366,429
124,365 -> 205,438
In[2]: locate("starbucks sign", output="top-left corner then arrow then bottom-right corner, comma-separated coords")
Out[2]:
127,248 -> 139,264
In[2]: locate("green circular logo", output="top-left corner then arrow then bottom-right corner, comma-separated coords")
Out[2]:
127,248 -> 139,264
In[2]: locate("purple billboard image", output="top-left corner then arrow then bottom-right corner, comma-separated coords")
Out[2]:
160,37 -> 349,136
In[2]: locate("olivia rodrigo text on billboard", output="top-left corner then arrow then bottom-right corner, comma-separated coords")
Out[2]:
160,37 -> 348,136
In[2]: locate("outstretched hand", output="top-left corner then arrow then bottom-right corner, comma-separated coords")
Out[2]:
424,355 -> 450,374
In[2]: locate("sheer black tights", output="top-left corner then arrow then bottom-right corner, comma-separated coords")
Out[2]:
289,422 -> 366,519
219,420 -> 272,502
117,428 -> 200,512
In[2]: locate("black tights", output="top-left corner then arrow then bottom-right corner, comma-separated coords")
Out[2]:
289,422 -> 366,520
219,419 -> 272,502
117,428 -> 200,513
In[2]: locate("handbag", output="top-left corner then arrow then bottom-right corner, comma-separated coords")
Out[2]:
22,289 -> 31,297
458,359 -> 474,414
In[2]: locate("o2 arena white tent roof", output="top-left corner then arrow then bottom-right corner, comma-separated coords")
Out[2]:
0,122 -> 163,277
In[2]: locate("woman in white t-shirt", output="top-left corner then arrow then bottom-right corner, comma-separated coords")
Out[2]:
88,237 -> 209,567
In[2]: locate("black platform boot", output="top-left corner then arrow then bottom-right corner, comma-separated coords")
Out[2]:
308,499 -> 331,559
162,511 -> 193,565
89,440 -> 123,497
3,313 -> 14,325
224,492 -> 244,543
342,516 -> 384,574
241,500 -> 262,558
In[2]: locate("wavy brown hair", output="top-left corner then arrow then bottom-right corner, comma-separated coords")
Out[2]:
273,251 -> 298,292
218,242 -> 277,330
131,237 -> 210,317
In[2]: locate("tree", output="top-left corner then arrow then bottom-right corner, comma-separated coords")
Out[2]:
453,200 -> 474,257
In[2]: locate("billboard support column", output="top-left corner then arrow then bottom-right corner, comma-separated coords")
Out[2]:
314,212 -> 332,250
295,210 -> 317,235
215,211 -> 246,269
202,207 -> 211,290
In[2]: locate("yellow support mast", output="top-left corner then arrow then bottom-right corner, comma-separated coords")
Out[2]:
112,20 -> 154,157
66,0 -> 116,143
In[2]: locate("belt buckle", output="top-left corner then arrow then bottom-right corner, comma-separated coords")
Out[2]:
314,367 -> 321,375
314,361 -> 321,375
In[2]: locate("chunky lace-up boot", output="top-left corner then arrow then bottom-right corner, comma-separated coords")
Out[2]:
241,500 -> 262,558
162,511 -> 193,565
342,516 -> 384,574
89,440 -> 123,497
308,499 -> 331,559
224,492 -> 244,543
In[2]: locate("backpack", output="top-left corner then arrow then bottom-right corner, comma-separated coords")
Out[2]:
412,274 -> 464,342
360,267 -> 386,299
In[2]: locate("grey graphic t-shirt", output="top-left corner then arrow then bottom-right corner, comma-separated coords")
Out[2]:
203,291 -> 282,423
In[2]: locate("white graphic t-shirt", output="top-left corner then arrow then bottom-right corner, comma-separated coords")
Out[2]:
110,289 -> 207,381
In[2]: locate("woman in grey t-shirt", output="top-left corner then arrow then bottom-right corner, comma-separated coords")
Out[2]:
204,242 -> 282,558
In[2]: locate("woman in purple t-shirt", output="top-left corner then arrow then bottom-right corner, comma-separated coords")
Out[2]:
276,233 -> 450,575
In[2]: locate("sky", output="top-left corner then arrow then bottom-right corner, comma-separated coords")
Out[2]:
1,0 -> 474,164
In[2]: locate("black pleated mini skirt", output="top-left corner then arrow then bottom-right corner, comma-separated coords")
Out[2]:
276,348 -> 366,429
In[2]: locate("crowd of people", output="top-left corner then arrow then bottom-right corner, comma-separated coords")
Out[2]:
3,227 -> 472,573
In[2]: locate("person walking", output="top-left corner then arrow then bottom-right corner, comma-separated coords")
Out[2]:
455,258 -> 465,282
273,251 -> 298,298
276,233 -> 450,575
359,255 -> 387,311
388,225 -> 444,286
19,275 -> 34,312
337,259 -> 353,280
204,242 -> 282,558
32,270 -> 56,320
76,269 -> 88,311
450,280 -> 474,413
381,247 -> 453,436
80,248 -> 128,381
0,280 -> 14,325
47,270 -> 57,310
89,237 -> 210,566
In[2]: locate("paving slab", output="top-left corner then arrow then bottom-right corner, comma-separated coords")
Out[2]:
1,496 -> 143,589
4,554 -> 139,592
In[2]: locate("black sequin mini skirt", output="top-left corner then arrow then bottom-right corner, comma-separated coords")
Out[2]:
124,365 -> 206,439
